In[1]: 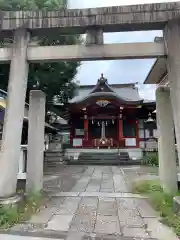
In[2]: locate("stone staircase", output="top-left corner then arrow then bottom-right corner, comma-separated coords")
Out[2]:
67,151 -> 140,165
44,150 -> 64,171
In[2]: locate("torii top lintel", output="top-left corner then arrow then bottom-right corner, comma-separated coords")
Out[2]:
1,1 -> 180,35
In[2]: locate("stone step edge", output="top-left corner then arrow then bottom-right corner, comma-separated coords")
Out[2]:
5,229 -> 154,240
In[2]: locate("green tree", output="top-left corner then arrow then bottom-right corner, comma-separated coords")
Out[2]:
0,0 -> 80,113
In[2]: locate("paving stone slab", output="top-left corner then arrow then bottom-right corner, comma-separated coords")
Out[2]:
71,186 -> 87,192
144,218 -> 179,240
117,198 -> 137,210
113,174 -> 128,192
85,188 -> 101,192
46,214 -> 73,231
117,209 -> 145,228
29,197 -> 65,224
49,192 -> 80,197
97,198 -> 117,216
66,231 -> 158,240
116,198 -> 144,228
100,189 -> 114,193
70,214 -> 96,233
76,197 -> 98,215
79,192 -> 147,198
29,207 -> 57,224
56,197 -> 81,215
70,197 -> 98,233
135,199 -> 159,218
0,235 -> 64,240
9,222 -> 47,233
3,231 -> 159,240
7,230 -> 69,239
48,192 -> 147,199
101,179 -> 114,186
122,227 -> 150,238
66,232 -> 85,240
46,197 -> 65,207
94,216 -> 120,235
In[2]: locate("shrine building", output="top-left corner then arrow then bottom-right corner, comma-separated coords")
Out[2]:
65,74 -> 156,160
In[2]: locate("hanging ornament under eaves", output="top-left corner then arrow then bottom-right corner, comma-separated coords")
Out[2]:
145,113 -> 154,123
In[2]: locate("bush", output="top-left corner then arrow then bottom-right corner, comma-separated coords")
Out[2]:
133,180 -> 162,194
0,205 -> 19,227
0,191 -> 43,229
141,152 -> 159,166
133,180 -> 180,236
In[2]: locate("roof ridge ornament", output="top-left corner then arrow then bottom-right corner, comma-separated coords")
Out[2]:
98,73 -> 107,83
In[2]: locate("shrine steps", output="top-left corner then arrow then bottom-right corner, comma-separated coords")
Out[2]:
44,150 -> 64,170
67,152 -> 141,165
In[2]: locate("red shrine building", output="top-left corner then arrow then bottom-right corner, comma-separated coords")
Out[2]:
66,74 -> 156,160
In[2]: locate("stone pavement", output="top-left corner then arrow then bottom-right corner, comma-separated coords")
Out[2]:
0,235 -> 64,240
3,166 -> 179,240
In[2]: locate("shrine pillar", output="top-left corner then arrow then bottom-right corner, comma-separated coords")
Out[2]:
118,118 -> 123,141
0,28 -> 30,202
118,107 -> 124,147
156,86 -> 177,193
164,21 -> 180,167
84,114 -> 88,141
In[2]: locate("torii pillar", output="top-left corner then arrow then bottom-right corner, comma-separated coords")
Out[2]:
156,86 -> 177,193
164,21 -> 180,167
26,90 -> 46,193
0,28 -> 30,203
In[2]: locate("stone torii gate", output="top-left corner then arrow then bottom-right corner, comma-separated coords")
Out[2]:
0,1 -> 180,203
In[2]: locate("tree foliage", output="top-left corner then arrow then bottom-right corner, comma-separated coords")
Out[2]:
0,0 -> 80,112
0,0 -> 67,10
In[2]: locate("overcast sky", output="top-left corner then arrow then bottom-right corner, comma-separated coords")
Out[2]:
67,0 -> 175,100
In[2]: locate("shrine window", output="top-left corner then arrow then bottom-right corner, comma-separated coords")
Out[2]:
75,128 -> 84,137
72,118 -> 84,137
61,132 -> 70,144
123,120 -> 136,137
